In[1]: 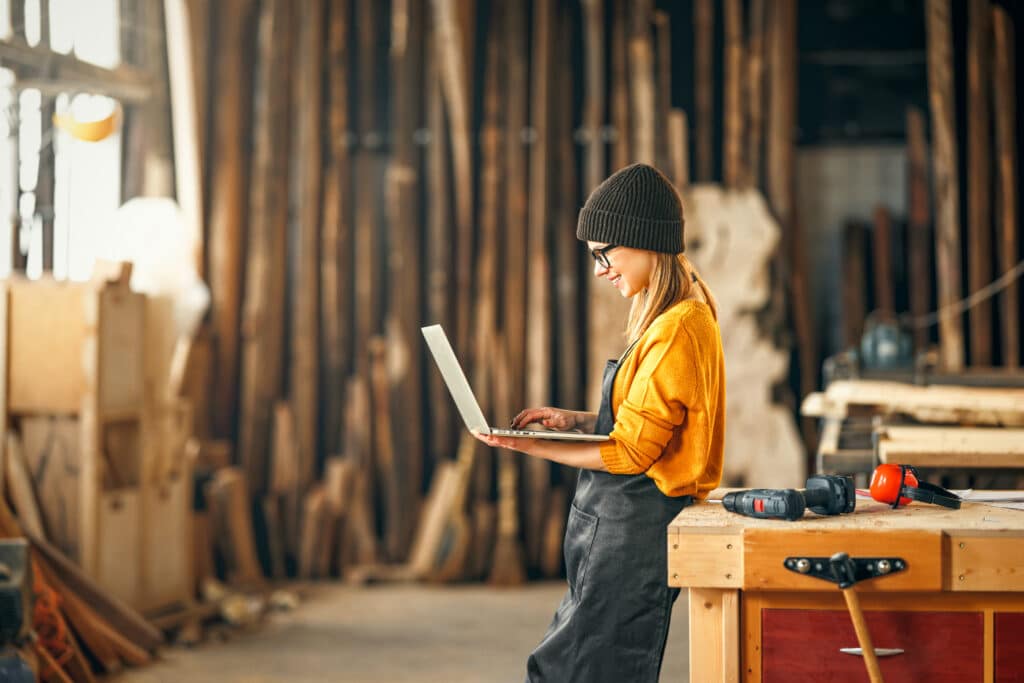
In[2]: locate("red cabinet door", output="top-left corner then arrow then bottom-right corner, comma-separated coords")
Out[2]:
996,612 -> 1024,683
761,609 -> 983,682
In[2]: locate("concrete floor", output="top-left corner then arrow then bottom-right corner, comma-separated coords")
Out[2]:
109,581 -> 690,683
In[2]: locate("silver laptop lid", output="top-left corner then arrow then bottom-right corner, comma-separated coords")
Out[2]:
421,324 -> 490,434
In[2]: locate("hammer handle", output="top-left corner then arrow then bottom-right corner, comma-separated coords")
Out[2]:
841,587 -> 884,683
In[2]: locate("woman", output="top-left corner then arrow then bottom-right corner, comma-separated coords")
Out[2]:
474,163 -> 726,682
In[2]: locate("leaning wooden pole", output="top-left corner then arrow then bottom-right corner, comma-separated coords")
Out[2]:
926,0 -> 965,372
694,0 -> 714,181
767,0 -> 816,435
384,0 -> 425,557
319,0 -> 353,460
992,5 -> 1019,369
238,0 -> 292,495
207,0 -> 254,440
967,0 -> 992,366
581,0 -> 606,193
291,0 -> 325,490
610,0 -> 631,171
653,10 -> 671,175
525,0 -> 555,572
628,0 -> 656,165
668,109 -> 690,189
746,0 -> 766,188
723,0 -> 745,188
906,107 -> 932,354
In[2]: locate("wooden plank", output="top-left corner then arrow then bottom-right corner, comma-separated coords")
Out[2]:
429,433 -> 476,582
992,5 -> 1019,369
385,0 -> 424,556
554,4 -> 581,416
238,0 -> 292,495
668,528 -> 743,589
425,17 -> 455,463
260,495 -> 286,580
668,109 -> 689,189
0,285 -> 8,500
842,221 -> 868,348
580,0 -> 606,194
803,380 -> 1024,426
877,426 -> 1024,468
767,0 -> 816,448
141,468 -> 193,612
488,336 -> 526,586
432,0 -> 474,361
688,588 -> 740,683
628,0 -> 655,165
207,0 -> 254,438
339,376 -> 378,567
926,0 -> 965,371
4,432 -> 47,540
872,206 -> 895,316
694,0 -> 714,181
610,0 -> 631,171
95,489 -> 142,608
723,0 -> 744,188
906,107 -> 932,354
525,0 -> 555,572
368,336 -> 404,561
540,485 -> 566,579
320,0 -> 352,462
162,0 -> 202,272
207,467 -> 263,586
297,485 -> 329,579
8,279 -> 87,414
746,0 -> 766,187
290,0 -> 325,493
743,528 -> 943,592
268,402 -> 298,497
20,417 -> 80,561
948,532 -> 1024,591
967,0 -> 993,366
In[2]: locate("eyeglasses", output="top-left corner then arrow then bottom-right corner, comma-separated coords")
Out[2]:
589,244 -> 621,269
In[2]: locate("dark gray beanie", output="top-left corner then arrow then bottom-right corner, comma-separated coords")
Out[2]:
576,163 -> 685,254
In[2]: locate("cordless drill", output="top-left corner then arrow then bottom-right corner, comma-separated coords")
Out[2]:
721,475 -> 856,521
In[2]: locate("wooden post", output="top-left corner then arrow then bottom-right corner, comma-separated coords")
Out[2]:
291,0 -> 324,492
610,0 -> 631,170
653,10 -> 671,175
872,206 -> 895,317
581,0 -> 606,193
426,16 -> 454,462
320,0 -> 353,461
926,0 -> 965,371
238,0 -> 291,495
368,337 -> 403,561
843,221 -> 869,349
628,0 -> 655,165
525,0 -> 555,571
385,0 -> 424,552
967,0 -> 993,366
723,0 -> 744,188
207,0 -> 254,440
767,0 -> 816,438
746,0 -> 766,188
992,5 -> 1019,368
694,0 -> 714,181
906,107 -> 932,354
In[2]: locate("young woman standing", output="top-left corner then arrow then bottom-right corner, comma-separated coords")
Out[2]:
474,163 -> 726,682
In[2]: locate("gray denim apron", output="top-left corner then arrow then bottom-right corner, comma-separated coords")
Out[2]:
525,344 -> 693,683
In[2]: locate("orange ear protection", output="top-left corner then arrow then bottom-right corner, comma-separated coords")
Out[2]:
869,464 -> 962,510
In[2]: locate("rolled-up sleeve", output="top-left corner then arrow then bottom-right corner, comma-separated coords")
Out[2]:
599,325 -> 700,474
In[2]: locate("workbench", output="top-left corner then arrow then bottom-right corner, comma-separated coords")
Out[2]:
667,492 -> 1024,682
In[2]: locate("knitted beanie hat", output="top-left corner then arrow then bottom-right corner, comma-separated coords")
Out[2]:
576,163 -> 685,254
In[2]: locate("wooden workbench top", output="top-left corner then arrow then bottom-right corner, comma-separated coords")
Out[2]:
669,489 -> 1024,532
667,490 -> 1024,592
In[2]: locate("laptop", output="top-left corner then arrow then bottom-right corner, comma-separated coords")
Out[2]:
422,324 -> 610,442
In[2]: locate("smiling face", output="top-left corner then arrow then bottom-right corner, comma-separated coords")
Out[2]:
587,241 -> 657,298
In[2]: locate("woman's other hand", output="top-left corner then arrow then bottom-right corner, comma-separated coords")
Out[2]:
510,407 -> 581,431
472,430 -> 540,455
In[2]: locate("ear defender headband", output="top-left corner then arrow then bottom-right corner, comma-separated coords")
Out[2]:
869,463 -> 962,510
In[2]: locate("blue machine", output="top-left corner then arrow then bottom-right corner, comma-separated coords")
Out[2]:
0,539 -> 35,683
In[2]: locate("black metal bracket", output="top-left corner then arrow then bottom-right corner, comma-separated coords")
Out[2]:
784,554 -> 907,587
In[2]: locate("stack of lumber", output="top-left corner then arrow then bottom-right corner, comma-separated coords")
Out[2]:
168,0 -> 819,588
803,379 -> 1024,485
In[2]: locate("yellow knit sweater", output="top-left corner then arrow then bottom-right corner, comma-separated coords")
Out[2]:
598,299 -> 726,498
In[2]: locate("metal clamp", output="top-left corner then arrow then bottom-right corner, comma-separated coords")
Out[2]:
841,648 -> 905,658
784,555 -> 907,586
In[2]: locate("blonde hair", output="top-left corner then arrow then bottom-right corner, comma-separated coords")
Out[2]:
626,253 -> 718,343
